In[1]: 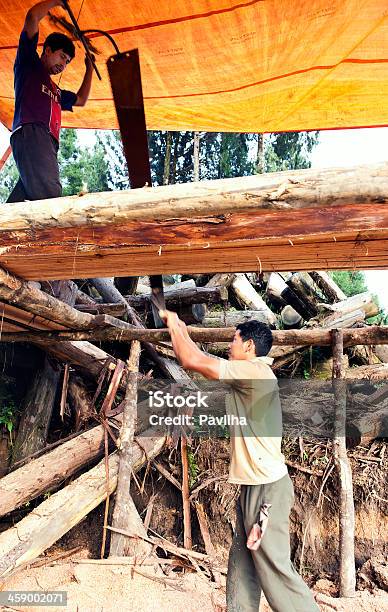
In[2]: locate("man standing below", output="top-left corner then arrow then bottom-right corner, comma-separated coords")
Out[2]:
161,309 -> 319,612
7,0 -> 93,203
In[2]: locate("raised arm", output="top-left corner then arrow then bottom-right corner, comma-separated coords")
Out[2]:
24,0 -> 64,40
160,310 -> 221,380
74,54 -> 94,107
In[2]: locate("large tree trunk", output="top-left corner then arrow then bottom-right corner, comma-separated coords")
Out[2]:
0,432 -> 165,582
1,163 -> 388,280
286,272 -> 320,318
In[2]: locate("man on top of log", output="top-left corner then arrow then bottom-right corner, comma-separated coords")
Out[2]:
6,0 -> 93,203
161,309 -> 319,612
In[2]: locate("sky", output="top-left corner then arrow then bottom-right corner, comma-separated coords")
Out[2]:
1,124 -> 387,309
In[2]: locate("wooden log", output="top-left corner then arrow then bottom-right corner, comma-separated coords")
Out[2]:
11,280 -> 78,465
205,273 -> 236,289
110,342 -> 152,558
231,274 -> 277,326
309,271 -> 347,302
1,163 -> 386,230
11,359 -> 61,465
203,309 -> 275,327
331,329 -> 356,598
129,285 -> 227,309
0,396 -> 156,519
286,273 -> 319,318
0,432 -> 165,581
280,305 -> 302,329
266,272 -> 312,320
0,266 -> 94,329
10,321 -> 388,349
374,345 -> 388,363
317,292 -> 379,320
68,375 -> 94,431
344,363 -> 388,381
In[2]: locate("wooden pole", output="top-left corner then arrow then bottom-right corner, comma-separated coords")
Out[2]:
181,436 -> 192,550
109,341 -> 152,558
2,325 -> 388,346
331,329 -> 356,598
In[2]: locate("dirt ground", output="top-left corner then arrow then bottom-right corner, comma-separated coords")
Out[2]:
2,560 -> 387,612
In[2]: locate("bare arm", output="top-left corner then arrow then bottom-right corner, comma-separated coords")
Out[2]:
161,310 -> 221,380
24,0 -> 64,39
74,55 -> 93,107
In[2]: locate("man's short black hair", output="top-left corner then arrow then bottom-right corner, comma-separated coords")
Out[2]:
43,33 -> 75,59
236,320 -> 273,357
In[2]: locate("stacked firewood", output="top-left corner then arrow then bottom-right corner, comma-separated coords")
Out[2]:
0,268 -> 384,586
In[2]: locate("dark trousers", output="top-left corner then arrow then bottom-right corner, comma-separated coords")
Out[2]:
6,124 -> 61,203
227,474 -> 319,612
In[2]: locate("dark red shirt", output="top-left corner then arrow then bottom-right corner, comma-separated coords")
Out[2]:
12,31 -> 77,141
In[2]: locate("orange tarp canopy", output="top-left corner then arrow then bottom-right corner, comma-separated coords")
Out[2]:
0,1 -> 387,134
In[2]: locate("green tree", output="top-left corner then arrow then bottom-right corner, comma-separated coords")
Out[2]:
264,131 -> 320,172
0,157 -> 18,203
329,271 -> 368,297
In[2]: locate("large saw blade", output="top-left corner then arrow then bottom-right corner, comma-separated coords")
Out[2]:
107,50 -> 165,327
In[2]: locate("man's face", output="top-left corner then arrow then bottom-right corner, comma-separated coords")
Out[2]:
228,330 -> 253,360
42,47 -> 72,75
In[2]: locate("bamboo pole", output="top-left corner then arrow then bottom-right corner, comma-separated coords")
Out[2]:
331,329 -> 356,598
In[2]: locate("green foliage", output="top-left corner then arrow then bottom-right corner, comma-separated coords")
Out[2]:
187,447 -> 200,488
59,129 -> 112,196
264,131 -> 320,172
329,271 -> 368,297
0,403 -> 16,444
0,157 -> 18,203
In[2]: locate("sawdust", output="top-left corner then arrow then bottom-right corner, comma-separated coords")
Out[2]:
2,560 -> 387,612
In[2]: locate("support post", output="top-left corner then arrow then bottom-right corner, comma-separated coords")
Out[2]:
331,329 -> 356,598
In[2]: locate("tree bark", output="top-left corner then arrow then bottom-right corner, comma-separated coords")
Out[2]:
231,274 -> 277,326
203,309 -> 276,328
266,272 -> 312,320
163,132 -> 172,185
2,163 -> 388,280
332,329 -> 356,598
11,359 -> 61,465
309,271 -> 347,302
316,292 -> 379,320
109,342 -> 152,558
286,272 -> 320,318
0,267 -> 93,329
0,432 -> 165,581
11,280 -> 78,465
0,396 -> 155,519
193,132 -> 200,182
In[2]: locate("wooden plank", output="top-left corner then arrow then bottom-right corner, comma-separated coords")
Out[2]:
0,163 -> 386,279
0,235 -> 387,280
